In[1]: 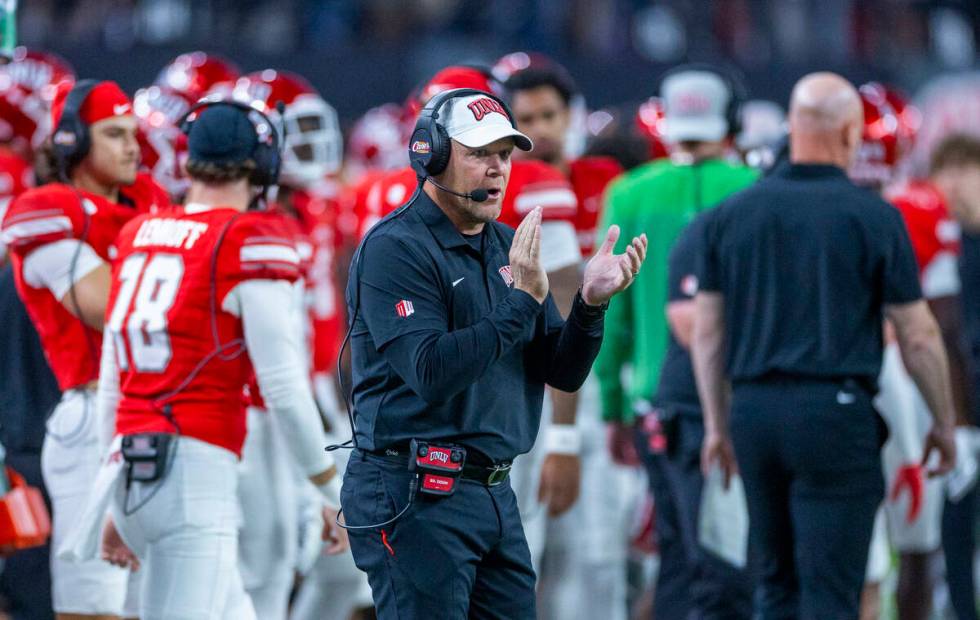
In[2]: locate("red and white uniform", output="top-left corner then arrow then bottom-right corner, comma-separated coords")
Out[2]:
1,173 -> 164,616
93,203 -> 336,619
568,156 -> 622,258
0,147 -> 34,260
887,179 -> 960,299
874,179 -> 959,555
1,174 -> 166,390
291,187 -> 347,377
108,206 -> 299,455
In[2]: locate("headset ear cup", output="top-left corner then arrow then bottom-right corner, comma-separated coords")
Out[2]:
427,123 -> 451,177
409,126 -> 434,179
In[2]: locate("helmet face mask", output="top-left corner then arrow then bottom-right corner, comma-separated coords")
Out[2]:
281,94 -> 342,186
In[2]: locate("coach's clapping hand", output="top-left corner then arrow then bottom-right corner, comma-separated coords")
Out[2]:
582,226 -> 647,306
510,206 -> 549,303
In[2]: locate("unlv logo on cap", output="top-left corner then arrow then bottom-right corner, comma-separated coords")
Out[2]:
498,265 -> 513,287
467,97 -> 507,122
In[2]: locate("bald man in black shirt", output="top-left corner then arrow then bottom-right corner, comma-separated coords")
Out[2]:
692,72 -> 957,620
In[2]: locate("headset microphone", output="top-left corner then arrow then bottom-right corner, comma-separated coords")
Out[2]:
426,177 -> 489,202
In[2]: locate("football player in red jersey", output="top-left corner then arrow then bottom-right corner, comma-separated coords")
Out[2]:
0,146 -> 34,262
0,47 -> 76,160
154,51 -> 240,103
849,83 -> 975,620
878,136 -> 979,620
133,84 -> 195,201
228,69 -> 371,620
1,79 -> 167,619
503,57 -> 632,620
78,102 -> 347,620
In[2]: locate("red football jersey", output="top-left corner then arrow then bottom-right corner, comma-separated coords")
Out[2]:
354,161 -> 577,239
290,188 -> 347,375
886,179 -> 960,299
108,205 -> 301,456
0,148 -> 33,257
568,156 -> 623,258
1,174 -> 167,390
498,160 -> 578,230
247,186 -> 348,410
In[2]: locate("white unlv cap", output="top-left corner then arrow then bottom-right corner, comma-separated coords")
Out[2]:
662,70 -> 733,143
443,94 -> 533,151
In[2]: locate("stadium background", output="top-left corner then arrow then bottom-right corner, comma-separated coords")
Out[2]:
17,0 -> 980,121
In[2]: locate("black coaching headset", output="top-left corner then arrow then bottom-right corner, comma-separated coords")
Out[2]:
408,87 -> 520,180
658,63 -> 748,138
51,79 -> 99,178
177,98 -> 283,192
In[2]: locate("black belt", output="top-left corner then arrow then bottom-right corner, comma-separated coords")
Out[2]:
366,448 -> 512,487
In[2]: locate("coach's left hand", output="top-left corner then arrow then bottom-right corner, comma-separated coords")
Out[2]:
582,227 -> 647,306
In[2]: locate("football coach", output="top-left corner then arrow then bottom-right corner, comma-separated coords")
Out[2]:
692,72 -> 957,620
339,87 -> 647,618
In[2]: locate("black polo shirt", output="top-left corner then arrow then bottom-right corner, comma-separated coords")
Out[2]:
347,189 -> 604,463
698,163 -> 922,384
653,211 -> 710,415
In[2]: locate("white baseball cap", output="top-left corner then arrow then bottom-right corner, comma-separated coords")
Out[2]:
443,93 -> 533,151
662,70 -> 733,143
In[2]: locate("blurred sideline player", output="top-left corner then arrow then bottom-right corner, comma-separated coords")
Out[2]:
595,65 -> 759,619
925,134 -> 980,620
0,47 -> 67,619
226,68 -> 371,620
848,82 -> 926,619
0,48 -> 74,260
503,56 -> 638,620
133,84 -> 195,201
735,99 -> 786,172
76,101 -> 346,619
133,51 -> 242,203
1,79 -> 167,619
849,82 -> 972,620
154,51 -> 240,103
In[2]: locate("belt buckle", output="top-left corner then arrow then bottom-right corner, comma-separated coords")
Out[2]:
486,464 -> 510,486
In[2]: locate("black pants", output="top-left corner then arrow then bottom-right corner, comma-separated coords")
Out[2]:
944,485 -> 979,620
635,411 -> 753,620
731,379 -> 884,620
1,450 -> 53,620
342,450 -> 536,619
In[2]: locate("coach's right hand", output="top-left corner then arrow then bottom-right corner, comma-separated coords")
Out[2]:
510,207 -> 548,303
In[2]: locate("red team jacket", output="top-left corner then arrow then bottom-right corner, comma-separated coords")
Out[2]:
1,173 -> 168,390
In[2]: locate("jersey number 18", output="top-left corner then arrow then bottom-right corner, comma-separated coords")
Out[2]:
106,253 -> 184,372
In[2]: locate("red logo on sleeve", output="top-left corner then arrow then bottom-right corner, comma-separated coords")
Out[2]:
395,299 -> 415,317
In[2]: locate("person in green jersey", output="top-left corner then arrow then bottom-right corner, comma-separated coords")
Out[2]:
595,65 -> 758,619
